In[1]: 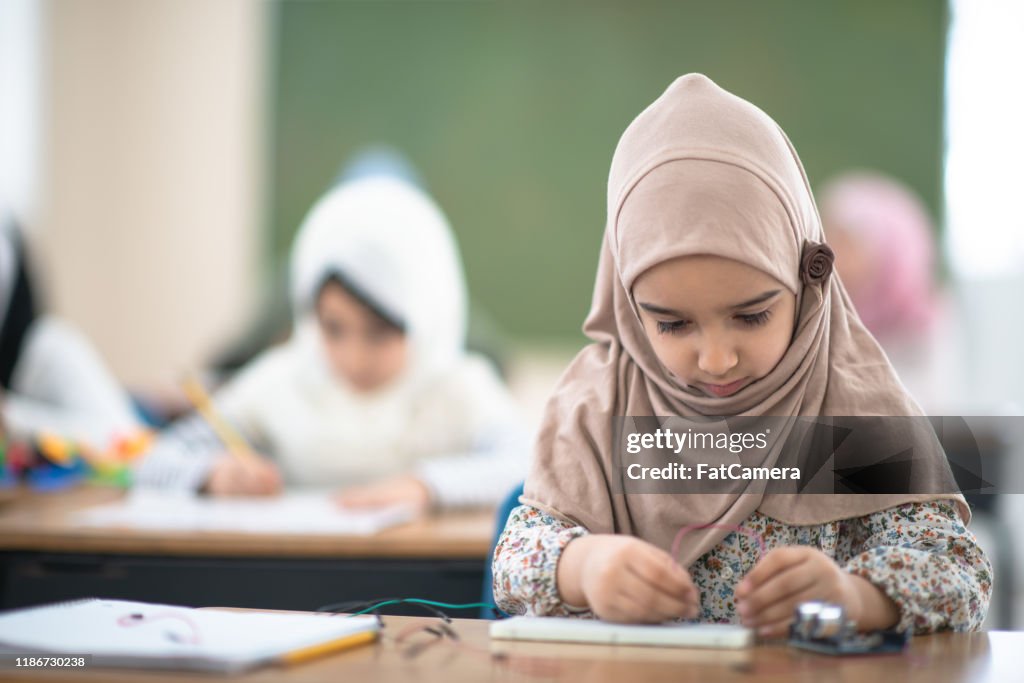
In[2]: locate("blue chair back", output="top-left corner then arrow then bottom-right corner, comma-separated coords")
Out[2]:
480,482 -> 525,618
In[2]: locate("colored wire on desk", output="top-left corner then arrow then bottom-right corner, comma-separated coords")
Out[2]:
317,598 -> 498,619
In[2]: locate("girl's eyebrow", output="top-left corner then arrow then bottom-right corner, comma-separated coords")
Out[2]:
638,302 -> 687,317
730,289 -> 782,310
637,289 -> 781,318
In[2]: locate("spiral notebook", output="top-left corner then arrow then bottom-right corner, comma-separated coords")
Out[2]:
0,599 -> 379,673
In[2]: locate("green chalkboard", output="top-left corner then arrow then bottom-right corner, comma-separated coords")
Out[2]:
269,0 -> 946,345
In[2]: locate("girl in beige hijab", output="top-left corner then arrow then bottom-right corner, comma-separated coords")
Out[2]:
493,74 -> 991,636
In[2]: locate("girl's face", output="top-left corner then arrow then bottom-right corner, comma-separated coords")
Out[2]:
632,255 -> 796,398
315,280 -> 408,393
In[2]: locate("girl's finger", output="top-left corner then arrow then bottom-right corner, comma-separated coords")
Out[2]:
618,564 -> 694,622
627,547 -> 697,602
240,461 -> 276,495
738,563 -> 816,618
337,489 -> 381,508
753,614 -> 797,639
595,569 -> 664,622
742,582 -> 820,628
240,459 -> 280,494
225,463 -> 248,494
238,465 -> 262,494
736,547 -> 809,599
257,464 -> 282,494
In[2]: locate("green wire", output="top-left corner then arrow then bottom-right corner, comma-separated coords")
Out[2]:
346,598 -> 496,617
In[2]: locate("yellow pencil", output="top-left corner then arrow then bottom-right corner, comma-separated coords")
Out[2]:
182,375 -> 253,460
277,629 -> 378,666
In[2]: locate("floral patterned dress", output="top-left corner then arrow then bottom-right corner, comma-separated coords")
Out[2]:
492,500 -> 991,633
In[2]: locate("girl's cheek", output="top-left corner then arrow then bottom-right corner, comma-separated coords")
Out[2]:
661,351 -> 693,383
758,337 -> 791,376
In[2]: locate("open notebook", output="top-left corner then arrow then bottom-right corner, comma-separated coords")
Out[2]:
0,599 -> 379,673
77,489 -> 416,536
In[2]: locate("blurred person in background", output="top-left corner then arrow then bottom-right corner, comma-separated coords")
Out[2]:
134,162 -> 527,513
0,215 -> 140,450
819,171 -> 960,412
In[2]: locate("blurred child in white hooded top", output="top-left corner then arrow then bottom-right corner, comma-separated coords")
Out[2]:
135,172 -> 526,512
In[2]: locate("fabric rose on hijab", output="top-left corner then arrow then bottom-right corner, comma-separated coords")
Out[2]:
800,241 -> 835,287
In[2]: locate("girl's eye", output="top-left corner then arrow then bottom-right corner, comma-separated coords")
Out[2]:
321,320 -> 345,339
656,320 -> 690,335
366,325 -> 400,345
737,310 -> 772,327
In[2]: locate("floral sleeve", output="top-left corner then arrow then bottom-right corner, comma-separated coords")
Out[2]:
492,504 -> 593,616
492,499 -> 992,632
840,500 -> 993,633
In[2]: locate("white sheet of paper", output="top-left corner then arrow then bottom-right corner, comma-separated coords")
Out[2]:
77,489 -> 416,535
0,599 -> 378,672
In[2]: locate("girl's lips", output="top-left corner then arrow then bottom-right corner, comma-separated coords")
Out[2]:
699,377 -> 750,397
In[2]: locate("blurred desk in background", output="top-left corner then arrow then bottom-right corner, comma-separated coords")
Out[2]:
0,487 -> 493,615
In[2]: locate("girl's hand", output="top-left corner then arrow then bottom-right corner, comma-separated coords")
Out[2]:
204,452 -> 283,496
557,534 -> 700,624
734,546 -> 898,638
334,475 -> 432,512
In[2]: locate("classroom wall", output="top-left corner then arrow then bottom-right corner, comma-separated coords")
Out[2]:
29,0 -> 950,388
35,0 -> 267,389
270,0 -> 948,347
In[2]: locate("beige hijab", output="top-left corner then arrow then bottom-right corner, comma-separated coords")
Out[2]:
522,74 -> 966,568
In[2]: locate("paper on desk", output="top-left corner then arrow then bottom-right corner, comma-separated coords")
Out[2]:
0,598 -> 379,673
76,489 -> 416,535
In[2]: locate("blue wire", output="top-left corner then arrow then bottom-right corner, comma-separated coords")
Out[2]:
346,598 -> 496,617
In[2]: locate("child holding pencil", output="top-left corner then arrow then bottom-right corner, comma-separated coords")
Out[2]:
492,74 -> 991,635
135,171 -> 526,511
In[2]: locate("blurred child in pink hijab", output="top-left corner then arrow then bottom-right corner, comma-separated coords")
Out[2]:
819,172 -> 956,409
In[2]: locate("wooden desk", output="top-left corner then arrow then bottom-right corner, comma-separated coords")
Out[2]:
0,487 -> 495,614
1,613 -> 1019,683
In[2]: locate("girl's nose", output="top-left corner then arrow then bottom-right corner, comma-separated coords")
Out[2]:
696,336 -> 739,378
